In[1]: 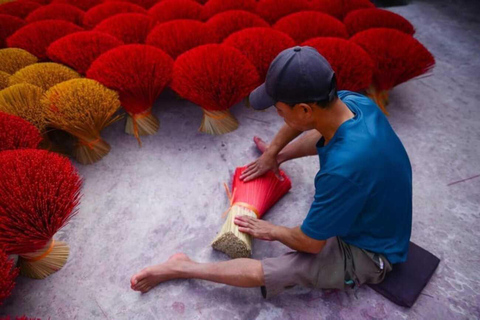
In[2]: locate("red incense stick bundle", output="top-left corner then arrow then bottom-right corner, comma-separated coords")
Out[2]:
201,0 -> 256,21
223,27 -> 295,81
302,37 -> 374,92
351,28 -> 435,114
212,166 -> 292,258
0,247 -> 19,306
344,8 -> 415,36
0,111 -> 42,151
206,10 -> 269,42
0,1 -> 41,19
171,44 -> 259,135
6,19 -> 84,60
148,0 -> 202,24
83,1 -> 147,29
255,0 -> 310,24
93,13 -> 156,44
87,44 -> 173,143
0,149 -> 82,279
51,0 -> 104,11
47,31 -> 123,74
25,4 -> 85,25
274,11 -> 348,44
309,0 -> 374,20
146,20 -> 215,59
0,15 -> 26,49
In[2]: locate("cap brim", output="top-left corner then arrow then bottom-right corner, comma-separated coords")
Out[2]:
249,83 -> 275,110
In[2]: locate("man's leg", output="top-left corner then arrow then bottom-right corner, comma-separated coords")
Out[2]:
130,253 -> 264,293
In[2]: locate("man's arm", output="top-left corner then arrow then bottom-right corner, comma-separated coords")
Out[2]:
241,124 -> 321,181
234,216 -> 326,254
277,129 -> 321,164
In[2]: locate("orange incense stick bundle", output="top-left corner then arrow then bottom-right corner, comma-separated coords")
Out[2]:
212,166 -> 292,258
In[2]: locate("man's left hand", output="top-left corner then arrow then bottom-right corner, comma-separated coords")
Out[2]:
234,215 -> 277,241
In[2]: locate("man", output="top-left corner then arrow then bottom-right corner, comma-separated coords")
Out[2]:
130,46 -> 412,299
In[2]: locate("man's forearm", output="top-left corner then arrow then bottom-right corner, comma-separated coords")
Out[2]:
277,129 -> 321,164
271,225 -> 325,254
265,123 -> 302,157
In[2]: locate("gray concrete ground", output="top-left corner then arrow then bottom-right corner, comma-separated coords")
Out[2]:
1,0 -> 480,319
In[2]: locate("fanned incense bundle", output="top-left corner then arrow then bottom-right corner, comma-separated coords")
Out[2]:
0,71 -> 9,90
309,0 -> 374,20
255,0 -> 310,24
41,78 -> 121,164
302,37 -> 373,92
47,31 -> 123,74
351,28 -> 435,114
0,83 -> 46,133
206,10 -> 269,42
212,167 -> 292,258
6,19 -> 84,60
93,13 -> 156,44
106,0 -> 159,9
148,0 -> 202,24
0,48 -> 38,75
0,0 -> 41,18
273,11 -> 349,44
0,14 -> 25,48
0,248 -> 19,306
87,44 -> 173,143
9,62 -> 81,91
201,0 -> 256,21
223,27 -> 295,81
26,4 -> 85,25
344,8 -> 415,36
83,1 -> 147,29
0,149 -> 82,279
51,0 -> 104,11
171,44 -> 259,135
146,20 -> 215,59
0,111 -> 43,151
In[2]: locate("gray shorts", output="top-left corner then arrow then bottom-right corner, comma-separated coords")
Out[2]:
260,237 -> 392,299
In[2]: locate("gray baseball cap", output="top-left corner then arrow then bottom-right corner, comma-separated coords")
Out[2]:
249,46 -> 337,110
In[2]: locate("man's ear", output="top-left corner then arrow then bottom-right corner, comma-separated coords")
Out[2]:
297,103 -> 313,115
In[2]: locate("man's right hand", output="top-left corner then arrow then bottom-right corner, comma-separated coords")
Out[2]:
239,150 -> 283,182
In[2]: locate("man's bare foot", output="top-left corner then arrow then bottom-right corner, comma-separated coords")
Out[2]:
130,253 -> 193,293
253,136 -> 268,154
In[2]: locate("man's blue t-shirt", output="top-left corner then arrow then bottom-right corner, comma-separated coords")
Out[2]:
300,90 -> 412,264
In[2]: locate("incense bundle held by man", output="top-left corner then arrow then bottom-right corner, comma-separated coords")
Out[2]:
130,46 -> 412,298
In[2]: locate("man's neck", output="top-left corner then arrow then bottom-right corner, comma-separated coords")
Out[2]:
313,100 -> 354,145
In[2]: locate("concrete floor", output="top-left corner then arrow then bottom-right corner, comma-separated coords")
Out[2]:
2,0 -> 480,319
